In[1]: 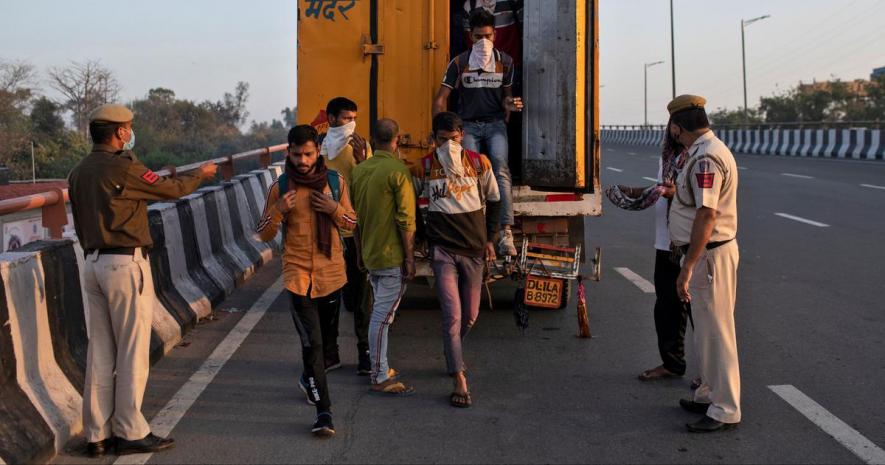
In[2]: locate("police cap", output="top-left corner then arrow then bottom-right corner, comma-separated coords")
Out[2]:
667,95 -> 707,115
89,104 -> 134,123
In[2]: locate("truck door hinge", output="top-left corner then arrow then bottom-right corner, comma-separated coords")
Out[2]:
360,34 -> 385,61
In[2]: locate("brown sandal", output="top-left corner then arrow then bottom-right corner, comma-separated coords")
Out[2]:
369,378 -> 416,397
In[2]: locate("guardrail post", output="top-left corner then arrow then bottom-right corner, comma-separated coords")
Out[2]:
259,148 -> 271,169
42,188 -> 68,239
220,155 -> 234,181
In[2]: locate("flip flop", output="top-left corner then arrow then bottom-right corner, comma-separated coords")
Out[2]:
450,392 -> 472,408
369,378 -> 416,397
638,366 -> 683,381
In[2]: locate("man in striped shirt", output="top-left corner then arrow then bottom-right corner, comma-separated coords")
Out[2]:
411,112 -> 501,408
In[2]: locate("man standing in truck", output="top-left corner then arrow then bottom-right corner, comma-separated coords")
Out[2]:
433,8 -> 523,257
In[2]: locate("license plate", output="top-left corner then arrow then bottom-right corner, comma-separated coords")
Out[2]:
523,275 -> 563,309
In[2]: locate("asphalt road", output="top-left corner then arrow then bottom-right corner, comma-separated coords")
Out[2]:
55,143 -> 885,464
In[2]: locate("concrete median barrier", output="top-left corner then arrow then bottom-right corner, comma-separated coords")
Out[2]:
182,193 -> 236,298
224,181 -> 272,266
174,199 -> 225,307
148,203 -> 212,322
0,258 -> 56,465
0,251 -> 82,459
199,185 -> 255,283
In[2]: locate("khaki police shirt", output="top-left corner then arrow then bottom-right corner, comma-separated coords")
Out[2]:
68,144 -> 204,251
668,131 -> 739,245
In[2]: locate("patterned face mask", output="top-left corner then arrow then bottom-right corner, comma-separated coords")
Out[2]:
604,184 -> 665,211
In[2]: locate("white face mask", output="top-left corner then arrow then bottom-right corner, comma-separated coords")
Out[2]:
123,128 -> 135,151
469,38 -> 496,73
320,120 -> 356,160
435,139 -> 464,178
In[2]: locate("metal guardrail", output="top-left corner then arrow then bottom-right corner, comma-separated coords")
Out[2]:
603,121 -> 883,130
0,143 -> 288,240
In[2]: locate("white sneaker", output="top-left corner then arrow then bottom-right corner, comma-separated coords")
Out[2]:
498,229 -> 518,256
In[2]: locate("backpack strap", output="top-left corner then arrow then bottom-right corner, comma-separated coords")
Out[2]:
465,150 -> 486,206
276,174 -> 288,240
326,169 -> 341,202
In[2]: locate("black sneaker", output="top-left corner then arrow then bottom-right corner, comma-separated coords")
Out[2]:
312,412 -> 336,437
115,433 -> 175,455
357,351 -> 371,376
299,374 -> 316,406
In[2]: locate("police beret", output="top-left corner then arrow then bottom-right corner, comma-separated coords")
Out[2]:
89,104 -> 133,123
667,95 -> 707,115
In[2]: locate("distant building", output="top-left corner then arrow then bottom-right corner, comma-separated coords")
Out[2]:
873,66 -> 885,79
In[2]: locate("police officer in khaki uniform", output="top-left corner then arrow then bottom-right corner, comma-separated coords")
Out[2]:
665,95 -> 741,433
68,104 -> 217,456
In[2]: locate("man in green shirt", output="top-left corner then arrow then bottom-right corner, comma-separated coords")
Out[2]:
350,118 -> 417,396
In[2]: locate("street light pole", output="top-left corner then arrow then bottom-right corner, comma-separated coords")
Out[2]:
741,15 -> 770,120
645,61 -> 665,126
670,0 -> 676,99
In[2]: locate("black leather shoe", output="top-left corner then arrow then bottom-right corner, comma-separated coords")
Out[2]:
686,415 -> 739,433
116,433 -> 175,455
679,398 -> 711,414
85,438 -> 115,457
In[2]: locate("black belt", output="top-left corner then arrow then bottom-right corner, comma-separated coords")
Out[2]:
464,116 -> 501,123
88,247 -> 147,256
676,238 -> 734,254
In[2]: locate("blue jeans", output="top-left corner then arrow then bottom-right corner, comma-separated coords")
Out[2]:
462,119 -> 514,226
368,267 -> 407,384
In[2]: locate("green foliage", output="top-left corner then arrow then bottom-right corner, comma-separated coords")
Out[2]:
708,107 -> 763,125
0,58 -> 289,181
719,76 -> 885,124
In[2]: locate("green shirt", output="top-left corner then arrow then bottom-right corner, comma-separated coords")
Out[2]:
350,150 -> 416,271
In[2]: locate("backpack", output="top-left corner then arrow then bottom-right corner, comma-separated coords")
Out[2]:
276,169 -> 341,239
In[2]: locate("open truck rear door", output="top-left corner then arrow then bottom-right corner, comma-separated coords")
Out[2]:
521,0 -> 600,197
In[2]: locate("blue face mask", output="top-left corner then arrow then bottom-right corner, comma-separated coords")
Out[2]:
123,128 -> 135,151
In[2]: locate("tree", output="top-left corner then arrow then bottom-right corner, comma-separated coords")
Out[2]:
47,60 -> 120,137
709,107 -> 762,125
281,106 -> 296,127
30,97 -> 65,139
203,81 -> 250,128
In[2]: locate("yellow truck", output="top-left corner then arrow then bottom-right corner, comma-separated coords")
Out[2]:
297,0 -> 601,310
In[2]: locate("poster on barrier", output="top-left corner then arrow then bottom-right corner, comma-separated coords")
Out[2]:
2,217 -> 45,252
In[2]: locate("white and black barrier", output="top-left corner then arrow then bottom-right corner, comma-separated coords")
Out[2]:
601,127 -> 884,160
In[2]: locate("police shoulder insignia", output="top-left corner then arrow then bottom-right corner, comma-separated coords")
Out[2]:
694,159 -> 715,188
141,170 -> 160,184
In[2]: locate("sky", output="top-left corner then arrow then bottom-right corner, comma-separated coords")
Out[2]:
2,0 -> 883,127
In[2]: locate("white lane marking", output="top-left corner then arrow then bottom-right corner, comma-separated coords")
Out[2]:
738,166 -> 748,170
781,172 -> 814,179
642,177 -> 658,182
628,151 -> 637,155
606,148 -> 615,152
614,267 -> 655,294
769,385 -> 885,465
114,277 -> 285,465
774,212 -> 830,228
606,167 -> 623,172
861,184 -> 885,190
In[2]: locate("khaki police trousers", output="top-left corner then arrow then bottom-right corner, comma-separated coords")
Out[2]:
82,249 -> 154,442
689,240 -> 741,424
